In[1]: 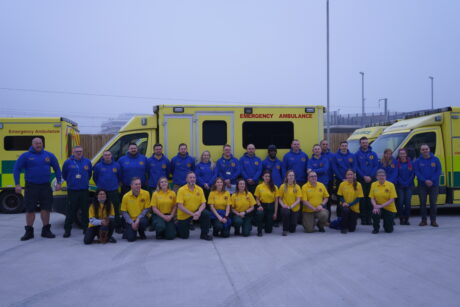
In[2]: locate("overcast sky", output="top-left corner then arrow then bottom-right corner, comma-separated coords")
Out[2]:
1,1 -> 458,133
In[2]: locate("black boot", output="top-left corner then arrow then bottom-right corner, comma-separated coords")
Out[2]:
234,228 -> 241,236
21,226 -> 34,241
400,217 -> 405,225
41,224 -> 56,238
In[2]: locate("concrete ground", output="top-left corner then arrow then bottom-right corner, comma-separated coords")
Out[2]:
1,209 -> 460,307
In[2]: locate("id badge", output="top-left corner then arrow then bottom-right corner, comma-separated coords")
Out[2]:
76,174 -> 82,179
226,171 -> 231,175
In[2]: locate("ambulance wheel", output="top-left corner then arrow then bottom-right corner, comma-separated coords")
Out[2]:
0,190 -> 24,213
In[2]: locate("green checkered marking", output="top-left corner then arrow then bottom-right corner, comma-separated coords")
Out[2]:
454,172 -> 460,188
2,160 -> 16,174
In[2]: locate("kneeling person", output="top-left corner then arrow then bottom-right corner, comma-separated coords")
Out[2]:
208,177 -> 232,238
121,177 -> 150,241
151,177 -> 177,240
301,172 -> 329,233
370,169 -> 397,234
231,178 -> 260,237
176,172 -> 212,241
84,189 -> 116,244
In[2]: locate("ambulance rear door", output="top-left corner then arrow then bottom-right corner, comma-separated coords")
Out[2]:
195,112 -> 234,160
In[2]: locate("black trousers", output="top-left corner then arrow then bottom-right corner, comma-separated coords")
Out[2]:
341,207 -> 358,232
124,217 -> 149,242
177,210 -> 211,239
258,203 -> 275,233
64,189 -> 89,232
281,208 -> 299,232
84,220 -> 114,244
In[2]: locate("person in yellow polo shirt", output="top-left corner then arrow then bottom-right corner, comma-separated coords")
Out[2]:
176,172 -> 212,241
337,169 -> 364,234
208,177 -> 232,238
254,171 -> 279,236
370,169 -> 398,234
231,178 -> 261,237
84,189 -> 116,244
150,177 -> 177,240
278,170 -> 302,236
120,177 -> 151,242
301,171 -> 329,233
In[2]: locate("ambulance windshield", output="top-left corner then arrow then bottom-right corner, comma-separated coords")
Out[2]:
370,132 -> 409,158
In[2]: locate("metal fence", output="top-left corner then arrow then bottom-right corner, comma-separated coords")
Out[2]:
327,111 -> 411,126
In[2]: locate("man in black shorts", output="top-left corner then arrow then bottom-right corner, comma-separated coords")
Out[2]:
13,137 -> 62,241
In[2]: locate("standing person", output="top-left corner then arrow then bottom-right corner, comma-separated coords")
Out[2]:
150,177 -> 177,240
208,177 -> 232,238
278,170 -> 302,236
396,148 -> 414,225
119,143 -> 148,195
320,139 -> 335,223
215,144 -> 240,194
84,189 -> 116,244
176,172 -> 212,240
355,137 -> 379,225
171,143 -> 195,192
337,170 -> 364,234
62,146 -> 92,238
370,169 -> 398,234
301,172 -> 329,233
254,171 -> 278,236
93,150 -> 123,233
231,178 -> 261,237
120,177 -> 150,242
379,149 -> 398,184
146,143 -> 170,195
413,144 -> 442,227
282,139 -> 308,186
13,137 -> 62,241
262,145 -> 283,187
240,144 -> 263,194
332,141 -> 357,183
196,150 -> 216,200
308,144 -> 331,221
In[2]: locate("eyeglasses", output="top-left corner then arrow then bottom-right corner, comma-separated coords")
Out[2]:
309,175 -> 317,178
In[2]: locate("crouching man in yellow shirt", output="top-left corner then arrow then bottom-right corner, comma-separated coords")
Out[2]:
176,172 -> 212,241
121,177 -> 151,242
370,169 -> 397,234
301,171 -> 330,233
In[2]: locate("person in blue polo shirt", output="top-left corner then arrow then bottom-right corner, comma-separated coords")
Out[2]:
196,150 -> 216,200
146,143 -> 170,195
240,144 -> 263,194
332,141 -> 357,217
414,144 -> 442,227
282,139 -> 309,186
62,145 -> 92,237
93,150 -> 122,232
396,148 -> 414,225
379,149 -> 398,184
215,144 -> 240,194
262,145 -> 283,187
118,143 -> 148,195
170,143 -> 195,192
13,137 -> 62,241
308,144 -> 331,222
355,137 -> 379,225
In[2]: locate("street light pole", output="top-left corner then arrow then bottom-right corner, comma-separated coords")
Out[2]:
326,0 -> 330,143
429,76 -> 434,109
379,98 -> 388,121
360,72 -> 365,126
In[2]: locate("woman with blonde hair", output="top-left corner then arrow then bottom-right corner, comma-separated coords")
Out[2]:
278,170 -> 302,236
196,150 -> 216,200
150,177 -> 177,240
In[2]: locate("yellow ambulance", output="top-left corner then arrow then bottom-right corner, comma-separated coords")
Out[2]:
347,125 -> 387,153
370,107 -> 460,205
0,117 -> 80,213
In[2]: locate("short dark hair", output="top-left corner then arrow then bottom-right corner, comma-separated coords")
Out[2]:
128,143 -> 137,147
153,143 -> 163,149
359,137 -> 368,142
223,144 -> 231,149
340,141 -> 348,146
178,143 -> 187,150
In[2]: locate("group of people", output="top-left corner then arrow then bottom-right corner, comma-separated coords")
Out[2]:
13,135 -> 441,243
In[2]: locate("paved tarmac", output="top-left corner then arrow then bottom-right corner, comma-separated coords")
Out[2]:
1,209 -> 460,307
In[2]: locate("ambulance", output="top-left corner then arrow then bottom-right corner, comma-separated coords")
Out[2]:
0,117 -> 80,213
370,107 -> 460,205
347,125 -> 387,153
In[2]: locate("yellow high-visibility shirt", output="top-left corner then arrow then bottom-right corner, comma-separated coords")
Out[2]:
231,192 -> 256,213
369,180 -> 397,213
120,189 -> 151,220
278,184 -> 302,212
254,183 -> 278,203
88,203 -> 115,228
301,182 -> 329,213
208,190 -> 231,210
150,189 -> 176,214
337,181 -> 364,214
176,184 -> 206,220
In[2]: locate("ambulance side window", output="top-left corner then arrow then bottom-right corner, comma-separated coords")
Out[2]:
203,121 -> 227,145
404,132 -> 436,159
109,133 -> 148,161
4,136 -> 45,151
242,122 -> 293,149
